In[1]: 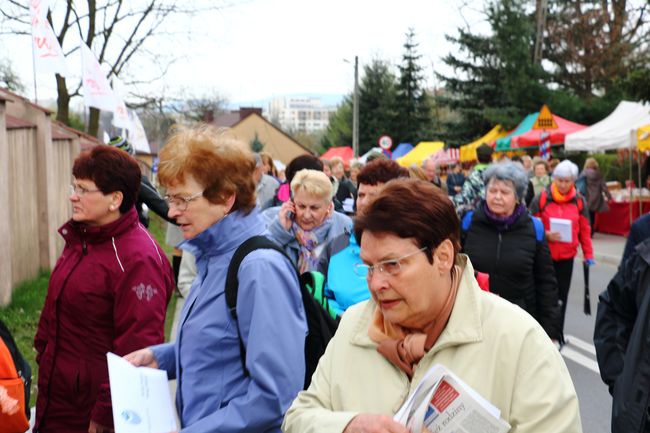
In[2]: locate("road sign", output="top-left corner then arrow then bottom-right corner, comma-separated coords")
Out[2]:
378,135 -> 393,150
533,104 -> 558,130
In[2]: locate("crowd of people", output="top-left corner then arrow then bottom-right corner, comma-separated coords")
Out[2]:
10,125 -> 648,433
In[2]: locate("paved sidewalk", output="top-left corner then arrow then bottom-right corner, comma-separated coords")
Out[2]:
577,232 -> 626,267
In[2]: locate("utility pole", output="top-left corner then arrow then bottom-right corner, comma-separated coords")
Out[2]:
533,0 -> 548,64
352,55 -> 359,158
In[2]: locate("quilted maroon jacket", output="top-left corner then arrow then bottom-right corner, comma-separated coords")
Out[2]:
33,207 -> 174,432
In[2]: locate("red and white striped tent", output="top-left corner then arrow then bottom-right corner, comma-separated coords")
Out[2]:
431,148 -> 460,165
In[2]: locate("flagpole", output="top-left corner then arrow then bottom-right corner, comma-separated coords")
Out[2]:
30,34 -> 38,104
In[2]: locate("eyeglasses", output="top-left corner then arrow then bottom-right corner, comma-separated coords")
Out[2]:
164,191 -> 203,212
69,184 -> 102,197
353,246 -> 427,279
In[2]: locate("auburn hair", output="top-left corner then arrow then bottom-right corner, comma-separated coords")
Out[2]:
158,125 -> 256,213
73,145 -> 141,214
356,159 -> 409,186
354,178 -> 461,263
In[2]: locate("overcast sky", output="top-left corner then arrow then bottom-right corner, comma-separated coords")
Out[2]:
4,0 -> 488,108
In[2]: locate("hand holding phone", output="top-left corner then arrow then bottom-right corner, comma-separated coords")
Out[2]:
279,200 -> 295,230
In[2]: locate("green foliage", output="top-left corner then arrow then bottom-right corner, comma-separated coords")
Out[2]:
437,0 -> 547,146
0,270 -> 50,406
617,69 -> 650,103
394,29 -> 434,145
321,95 -> 353,150
358,59 -> 398,154
67,111 -> 86,133
250,133 -> 264,153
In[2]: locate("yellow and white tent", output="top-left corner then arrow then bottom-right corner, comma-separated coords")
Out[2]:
459,125 -> 507,163
637,125 -> 650,151
396,141 -> 444,167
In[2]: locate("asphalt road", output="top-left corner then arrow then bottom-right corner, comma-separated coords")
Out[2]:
562,258 -> 618,433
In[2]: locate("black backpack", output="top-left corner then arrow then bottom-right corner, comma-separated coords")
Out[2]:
225,236 -> 339,389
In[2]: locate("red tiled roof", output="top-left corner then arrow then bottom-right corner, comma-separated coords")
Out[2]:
0,87 -> 53,114
6,115 -> 35,129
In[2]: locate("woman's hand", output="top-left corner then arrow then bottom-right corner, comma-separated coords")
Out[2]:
278,200 -> 296,231
123,348 -> 159,369
546,231 -> 562,242
343,414 -> 409,433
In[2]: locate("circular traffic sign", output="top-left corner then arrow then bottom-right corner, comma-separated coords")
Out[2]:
378,135 -> 393,150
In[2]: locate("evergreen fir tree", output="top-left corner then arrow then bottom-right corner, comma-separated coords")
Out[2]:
394,28 -> 433,145
358,59 -> 398,155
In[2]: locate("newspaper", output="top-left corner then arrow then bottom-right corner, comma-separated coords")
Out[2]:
394,364 -> 511,433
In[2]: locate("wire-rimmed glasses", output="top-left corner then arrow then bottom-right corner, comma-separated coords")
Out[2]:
164,191 -> 203,212
353,246 -> 427,279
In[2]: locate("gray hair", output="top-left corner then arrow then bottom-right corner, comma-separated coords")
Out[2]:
552,159 -> 579,180
482,162 -> 529,201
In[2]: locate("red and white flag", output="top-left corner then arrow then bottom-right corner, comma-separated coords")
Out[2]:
128,111 -> 151,154
80,43 -> 117,112
30,0 -> 68,76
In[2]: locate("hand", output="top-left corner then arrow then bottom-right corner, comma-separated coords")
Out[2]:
546,231 -> 562,242
585,258 -> 595,266
454,186 -> 462,192
278,200 -> 296,231
124,348 -> 159,369
343,414 -> 409,433
88,420 -> 114,433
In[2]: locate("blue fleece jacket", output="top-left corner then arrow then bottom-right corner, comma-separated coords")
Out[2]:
151,208 -> 306,433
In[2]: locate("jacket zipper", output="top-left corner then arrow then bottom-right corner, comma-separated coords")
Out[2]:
496,232 -> 502,271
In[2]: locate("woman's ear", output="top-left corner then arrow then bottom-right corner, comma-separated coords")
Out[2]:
111,191 -> 124,211
434,239 -> 455,274
223,193 -> 236,214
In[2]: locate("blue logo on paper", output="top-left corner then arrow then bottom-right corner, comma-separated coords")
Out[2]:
121,410 -> 142,425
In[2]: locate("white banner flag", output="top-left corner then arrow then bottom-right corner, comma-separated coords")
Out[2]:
128,111 -> 151,154
80,43 -> 116,112
30,0 -> 68,76
111,77 -> 133,130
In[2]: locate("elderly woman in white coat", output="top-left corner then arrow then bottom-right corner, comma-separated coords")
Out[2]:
282,179 -> 582,433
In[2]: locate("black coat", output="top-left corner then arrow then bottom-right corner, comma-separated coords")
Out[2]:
462,206 -> 561,339
594,237 -> 650,433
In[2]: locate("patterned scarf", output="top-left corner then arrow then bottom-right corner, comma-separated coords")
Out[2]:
367,265 -> 462,378
293,222 -> 320,273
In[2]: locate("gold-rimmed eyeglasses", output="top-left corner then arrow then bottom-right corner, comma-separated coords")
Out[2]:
164,191 -> 203,212
353,246 -> 427,279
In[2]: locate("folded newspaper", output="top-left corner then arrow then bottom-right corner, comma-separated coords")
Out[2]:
394,364 -> 511,433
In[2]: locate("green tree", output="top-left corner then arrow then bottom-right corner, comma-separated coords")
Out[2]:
394,29 -> 433,145
358,59 -> 398,154
437,0 -> 547,146
321,96 -> 353,150
251,133 -> 264,153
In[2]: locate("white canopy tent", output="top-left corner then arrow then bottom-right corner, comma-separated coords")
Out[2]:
358,147 -> 384,164
565,101 -> 650,151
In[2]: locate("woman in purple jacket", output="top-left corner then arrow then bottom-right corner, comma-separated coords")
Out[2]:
33,146 -> 174,433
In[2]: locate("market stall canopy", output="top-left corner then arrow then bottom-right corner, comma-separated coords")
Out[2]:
638,125 -> 650,151
320,146 -> 354,165
391,142 -> 413,160
459,125 -> 506,162
495,114 -> 538,152
512,115 -> 587,149
358,147 -> 384,163
396,141 -> 444,167
565,101 -> 650,151
431,148 -> 460,165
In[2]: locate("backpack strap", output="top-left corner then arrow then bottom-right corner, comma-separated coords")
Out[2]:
461,210 -> 474,232
531,216 -> 545,242
225,235 -> 292,377
539,189 -> 547,212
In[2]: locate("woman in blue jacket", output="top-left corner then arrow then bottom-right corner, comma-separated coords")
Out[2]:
125,125 -> 307,433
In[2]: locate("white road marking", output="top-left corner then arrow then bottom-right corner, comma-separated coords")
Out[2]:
562,346 -> 601,374
565,334 -> 597,355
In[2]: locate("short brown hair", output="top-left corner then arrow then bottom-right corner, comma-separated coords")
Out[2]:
357,159 -> 408,186
158,125 -> 256,213
73,145 -> 141,214
354,178 -> 460,264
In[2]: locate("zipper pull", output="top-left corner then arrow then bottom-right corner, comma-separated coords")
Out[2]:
82,241 -> 88,255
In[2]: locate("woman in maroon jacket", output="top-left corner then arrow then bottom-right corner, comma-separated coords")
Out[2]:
33,146 -> 174,433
